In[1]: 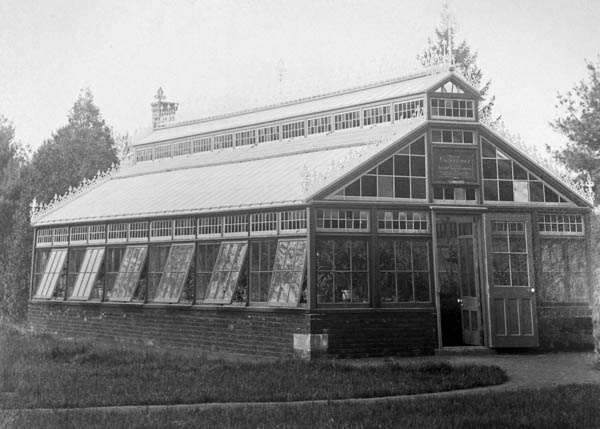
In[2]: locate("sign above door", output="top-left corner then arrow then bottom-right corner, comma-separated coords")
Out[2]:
432,147 -> 479,185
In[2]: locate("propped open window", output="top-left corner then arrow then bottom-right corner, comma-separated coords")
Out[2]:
34,248 -> 68,299
482,137 -> 572,204
69,247 -> 105,300
153,243 -> 195,303
109,245 -> 148,302
267,239 -> 307,306
331,136 -> 427,200
204,241 -> 248,304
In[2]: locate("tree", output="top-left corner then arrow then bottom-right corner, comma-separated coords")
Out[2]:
418,4 -> 498,124
550,56 -> 600,361
30,88 -> 118,203
551,57 -> 600,203
0,89 -> 120,321
0,116 -> 30,320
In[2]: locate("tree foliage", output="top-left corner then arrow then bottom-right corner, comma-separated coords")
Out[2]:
30,88 -> 118,203
552,57 -> 600,202
0,89 -> 120,321
0,117 -> 30,320
418,5 -> 498,124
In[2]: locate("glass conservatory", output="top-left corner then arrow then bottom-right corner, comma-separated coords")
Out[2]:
28,67 -> 595,358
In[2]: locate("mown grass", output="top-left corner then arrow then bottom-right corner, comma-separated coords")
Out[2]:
0,324 -> 506,409
2,384 -> 600,428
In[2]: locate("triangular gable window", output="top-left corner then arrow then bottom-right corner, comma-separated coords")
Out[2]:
331,136 -> 427,200
481,137 -> 571,204
434,81 -> 465,94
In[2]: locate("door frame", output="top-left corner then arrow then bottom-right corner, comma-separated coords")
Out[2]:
484,212 -> 539,347
431,207 -> 489,349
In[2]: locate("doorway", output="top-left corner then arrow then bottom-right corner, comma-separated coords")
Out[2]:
435,214 -> 483,347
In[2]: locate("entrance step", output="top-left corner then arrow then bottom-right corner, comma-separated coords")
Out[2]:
435,346 -> 496,356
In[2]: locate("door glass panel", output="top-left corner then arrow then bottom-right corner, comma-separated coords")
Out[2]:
491,221 -> 529,287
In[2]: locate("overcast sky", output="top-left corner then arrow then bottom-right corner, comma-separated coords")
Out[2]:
1,0 -> 599,153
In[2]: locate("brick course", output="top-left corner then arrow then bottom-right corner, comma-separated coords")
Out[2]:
28,302 -> 439,358
28,302 -> 309,358
309,309 -> 438,357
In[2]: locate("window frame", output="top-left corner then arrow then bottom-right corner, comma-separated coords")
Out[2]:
152,243 -> 196,303
33,248 -> 68,299
68,247 -> 106,301
108,245 -> 149,302
204,241 -> 249,304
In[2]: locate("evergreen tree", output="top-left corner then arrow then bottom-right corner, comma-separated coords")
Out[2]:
418,5 -> 498,124
0,116 -> 29,320
1,89 -> 120,320
551,57 -> 600,360
551,56 -> 600,204
30,88 -> 118,203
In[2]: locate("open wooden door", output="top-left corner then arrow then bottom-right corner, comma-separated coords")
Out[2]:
457,225 -> 482,346
436,215 -> 483,346
486,213 -> 538,347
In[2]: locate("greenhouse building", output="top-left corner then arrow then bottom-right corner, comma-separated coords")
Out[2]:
28,66 -> 595,358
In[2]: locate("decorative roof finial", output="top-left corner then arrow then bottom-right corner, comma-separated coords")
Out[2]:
155,87 -> 166,102
151,88 -> 178,129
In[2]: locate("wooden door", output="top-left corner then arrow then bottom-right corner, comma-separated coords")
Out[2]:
486,214 -> 538,347
436,215 -> 483,346
457,223 -> 482,345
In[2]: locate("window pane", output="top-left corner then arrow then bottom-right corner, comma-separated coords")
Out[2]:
379,272 -> 396,303
498,181 -> 514,201
267,239 -> 307,306
378,240 -> 395,270
34,249 -> 68,299
153,244 -> 195,303
361,175 -> 377,197
411,178 -> 427,199
109,246 -> 148,302
204,242 -> 248,303
69,247 -> 105,300
482,159 -> 497,179
377,176 -> 394,197
395,177 -> 410,198
351,272 -> 369,303
396,272 -> 413,302
414,272 -> 430,301
411,157 -> 426,177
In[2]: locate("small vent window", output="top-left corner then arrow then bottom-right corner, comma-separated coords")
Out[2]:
430,98 -> 474,119
257,125 -> 279,143
316,209 -> 369,231
334,111 -> 361,130
307,116 -> 331,135
363,105 -> 391,126
235,130 -> 256,147
393,99 -> 424,120
214,134 -> 233,150
281,121 -> 305,139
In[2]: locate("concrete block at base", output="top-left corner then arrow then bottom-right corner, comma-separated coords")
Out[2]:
293,333 -> 328,359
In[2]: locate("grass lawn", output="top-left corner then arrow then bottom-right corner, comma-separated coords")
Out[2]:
0,324 -> 505,409
3,384 -> 600,428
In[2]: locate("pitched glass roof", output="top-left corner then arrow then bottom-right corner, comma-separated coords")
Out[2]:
33,119 -> 426,226
135,71 -> 456,146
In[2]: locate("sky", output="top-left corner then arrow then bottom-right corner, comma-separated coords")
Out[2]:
1,0 -> 599,153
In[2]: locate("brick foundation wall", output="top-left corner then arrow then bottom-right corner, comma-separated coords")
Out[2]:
28,301 -> 309,358
537,306 -> 594,350
309,309 -> 438,357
